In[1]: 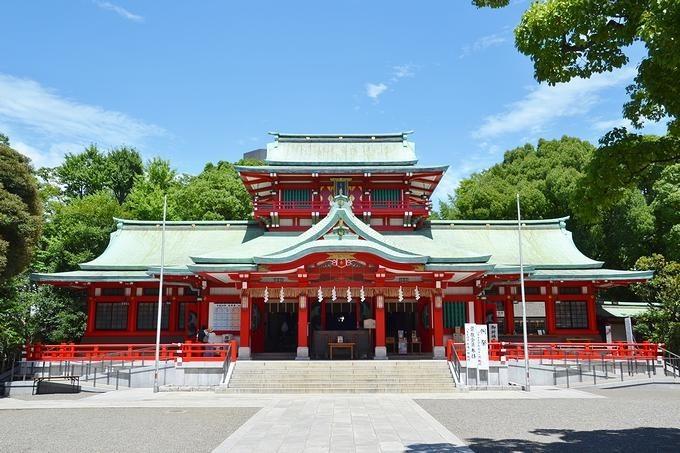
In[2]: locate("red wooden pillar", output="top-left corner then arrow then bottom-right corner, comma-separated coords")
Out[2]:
374,294 -> 386,359
87,291 -> 96,334
297,294 -> 309,359
474,296 -> 485,324
168,288 -> 178,334
433,292 -> 445,359
545,294 -> 556,334
128,297 -> 137,333
239,291 -> 251,359
505,296 -> 514,335
587,292 -> 598,333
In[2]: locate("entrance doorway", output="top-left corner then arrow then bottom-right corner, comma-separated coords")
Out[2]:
385,301 -> 421,354
264,302 -> 298,353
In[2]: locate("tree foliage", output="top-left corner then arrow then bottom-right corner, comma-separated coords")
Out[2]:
439,136 -> 658,269
35,191 -> 126,273
54,145 -> 143,202
473,0 -> 680,211
0,276 -> 86,354
633,255 -> 680,352
0,141 -> 42,281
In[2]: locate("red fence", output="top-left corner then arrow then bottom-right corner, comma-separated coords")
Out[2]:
26,341 -> 238,363
446,340 -> 661,362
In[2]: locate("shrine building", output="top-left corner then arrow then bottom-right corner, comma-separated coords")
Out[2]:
31,132 -> 653,360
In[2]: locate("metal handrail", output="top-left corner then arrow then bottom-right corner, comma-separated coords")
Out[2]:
221,343 -> 233,384
659,346 -> 680,378
445,340 -> 465,388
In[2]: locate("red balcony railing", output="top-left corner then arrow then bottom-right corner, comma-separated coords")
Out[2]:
445,340 -> 661,362
254,200 -> 426,213
26,341 -> 239,363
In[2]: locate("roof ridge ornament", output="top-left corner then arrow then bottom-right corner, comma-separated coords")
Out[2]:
332,193 -> 351,208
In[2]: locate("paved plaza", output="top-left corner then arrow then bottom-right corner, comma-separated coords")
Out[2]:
0,382 -> 678,452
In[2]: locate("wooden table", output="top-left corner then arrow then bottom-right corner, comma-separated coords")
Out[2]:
409,340 -> 422,353
328,342 -> 355,360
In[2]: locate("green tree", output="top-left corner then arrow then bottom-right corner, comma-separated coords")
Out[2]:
650,164 -> 680,261
106,147 -> 144,203
474,0 -> 679,134
35,191 -> 125,273
0,141 -> 42,281
123,157 -> 181,220
173,161 -> 252,221
55,145 -> 109,198
0,133 -> 9,146
473,0 -> 680,210
52,145 -> 143,203
438,136 -> 656,269
633,255 -> 680,353
0,276 -> 86,348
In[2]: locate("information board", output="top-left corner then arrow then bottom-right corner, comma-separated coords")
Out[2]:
211,303 -> 240,331
488,323 -> 499,342
465,323 -> 478,369
465,323 -> 490,370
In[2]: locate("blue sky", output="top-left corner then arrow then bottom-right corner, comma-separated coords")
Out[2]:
0,1 -> 667,202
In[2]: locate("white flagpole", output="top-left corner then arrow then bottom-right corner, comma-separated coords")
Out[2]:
153,195 -> 167,393
517,193 -> 531,392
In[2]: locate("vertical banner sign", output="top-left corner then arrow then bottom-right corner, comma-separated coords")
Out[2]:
476,324 -> 490,371
488,323 -> 499,342
625,317 -> 634,343
464,323 -> 477,369
605,325 -> 612,343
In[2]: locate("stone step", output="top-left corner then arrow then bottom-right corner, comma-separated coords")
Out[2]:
228,380 -> 455,386
228,366 -> 451,377
227,359 -> 456,393
219,387 -> 457,394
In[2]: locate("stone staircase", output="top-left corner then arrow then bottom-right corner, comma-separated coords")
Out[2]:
219,360 -> 458,393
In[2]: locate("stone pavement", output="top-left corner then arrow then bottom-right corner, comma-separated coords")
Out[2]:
212,395 -> 469,452
0,387 -> 601,452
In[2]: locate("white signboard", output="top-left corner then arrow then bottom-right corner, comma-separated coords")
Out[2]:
513,301 -> 546,317
476,324 -> 490,370
625,317 -> 634,343
488,323 -> 499,342
465,323 -> 490,370
605,325 -> 612,343
465,323 -> 477,369
210,303 -> 240,331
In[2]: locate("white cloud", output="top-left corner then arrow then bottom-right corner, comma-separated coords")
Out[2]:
592,116 -> 668,136
365,83 -> 388,100
392,64 -> 416,80
0,73 -> 164,167
94,1 -> 144,23
472,67 -> 637,139
460,33 -> 507,58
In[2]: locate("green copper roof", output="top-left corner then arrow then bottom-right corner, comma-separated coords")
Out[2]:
234,165 -> 448,174
598,301 -> 653,318
384,217 -> 604,269
31,200 -> 650,284
80,219 -> 262,271
193,195 -> 487,266
31,270 -> 154,283
527,269 -> 654,281
262,132 -> 418,166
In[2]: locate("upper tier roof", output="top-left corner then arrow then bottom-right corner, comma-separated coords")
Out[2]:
261,132 -> 418,166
